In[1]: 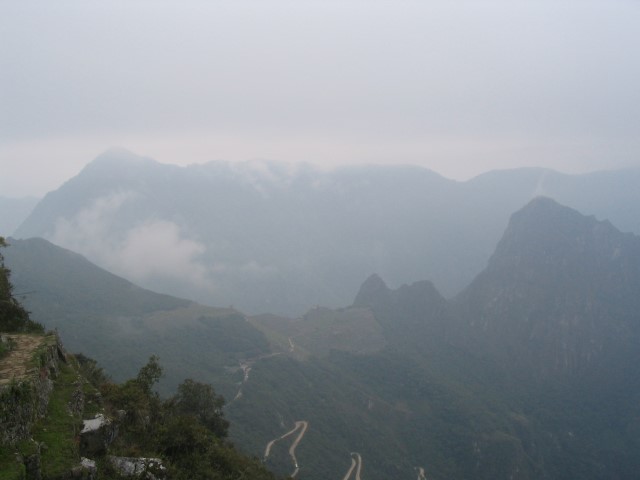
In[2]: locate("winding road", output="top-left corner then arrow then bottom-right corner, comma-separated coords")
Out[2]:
228,352 -> 283,405
341,452 -> 363,480
263,420 -> 309,478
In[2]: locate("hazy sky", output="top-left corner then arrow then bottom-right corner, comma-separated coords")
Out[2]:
1,0 -> 639,197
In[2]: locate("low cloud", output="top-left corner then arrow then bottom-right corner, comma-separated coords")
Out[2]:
50,192 -> 215,295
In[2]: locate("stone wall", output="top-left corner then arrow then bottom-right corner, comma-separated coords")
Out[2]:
0,334 -> 65,445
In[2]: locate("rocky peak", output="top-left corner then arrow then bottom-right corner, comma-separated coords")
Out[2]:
490,196 -> 626,269
353,273 -> 391,307
456,197 -> 640,378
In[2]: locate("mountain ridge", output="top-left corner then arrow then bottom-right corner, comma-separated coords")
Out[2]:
14,149 -> 640,316
452,196 -> 640,379
7,196 -> 640,478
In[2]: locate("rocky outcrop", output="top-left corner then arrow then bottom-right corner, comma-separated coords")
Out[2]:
0,334 -> 63,445
79,414 -> 118,457
109,456 -> 167,479
454,197 -> 640,378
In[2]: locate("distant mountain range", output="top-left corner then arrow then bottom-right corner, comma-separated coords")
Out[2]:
7,197 -> 640,479
13,148 -> 640,315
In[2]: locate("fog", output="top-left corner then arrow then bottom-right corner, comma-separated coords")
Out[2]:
2,0 -> 639,197
50,192 -> 216,297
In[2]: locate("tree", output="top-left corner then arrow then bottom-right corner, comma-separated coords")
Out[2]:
101,356 -> 164,442
136,354 -> 163,394
0,236 -> 42,333
168,378 -> 229,439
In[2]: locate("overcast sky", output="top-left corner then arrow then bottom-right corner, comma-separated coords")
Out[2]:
1,0 -> 639,197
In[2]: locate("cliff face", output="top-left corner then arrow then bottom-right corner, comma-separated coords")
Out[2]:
0,335 -> 278,480
0,333 -> 94,480
0,334 -> 65,445
454,197 -> 640,379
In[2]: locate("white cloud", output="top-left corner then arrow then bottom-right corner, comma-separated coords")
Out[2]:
117,220 -> 213,290
50,192 -> 215,294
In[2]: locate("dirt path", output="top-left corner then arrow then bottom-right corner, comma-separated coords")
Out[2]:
341,456 -> 356,480
263,420 -> 309,478
353,452 -> 362,480
228,352 -> 283,405
341,452 -> 363,480
415,466 -> 426,480
288,421 -> 308,477
0,334 -> 45,386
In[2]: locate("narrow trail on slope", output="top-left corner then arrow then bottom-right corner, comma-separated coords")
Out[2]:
0,334 -> 46,386
415,466 -> 426,480
263,420 -> 309,478
228,352 -> 283,405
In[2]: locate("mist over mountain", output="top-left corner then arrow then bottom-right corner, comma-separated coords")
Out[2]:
7,196 -> 640,478
3,237 -> 270,394
454,197 -> 640,379
14,149 -> 640,316
0,195 -> 39,237
334,197 -> 640,478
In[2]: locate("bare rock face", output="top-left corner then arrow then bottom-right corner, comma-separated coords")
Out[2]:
69,458 -> 97,479
108,456 -> 167,480
79,414 -> 118,456
455,197 -> 640,378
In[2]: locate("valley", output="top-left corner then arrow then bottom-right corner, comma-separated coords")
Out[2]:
4,2 -> 639,477
5,189 -> 640,478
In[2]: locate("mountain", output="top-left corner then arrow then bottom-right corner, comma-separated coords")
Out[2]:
7,197 -> 640,479
0,195 -> 39,237
234,197 -> 640,479
453,197 -> 640,379
3,237 -> 271,395
14,148 -> 640,315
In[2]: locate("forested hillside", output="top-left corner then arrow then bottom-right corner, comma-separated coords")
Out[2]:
6,199 -> 640,478
0,237 -> 280,480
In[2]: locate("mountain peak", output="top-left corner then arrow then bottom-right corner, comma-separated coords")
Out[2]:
489,196 -> 620,268
353,274 -> 390,307
86,148 -> 158,171
457,197 -> 640,377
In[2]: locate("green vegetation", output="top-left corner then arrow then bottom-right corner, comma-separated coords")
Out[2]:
97,356 -> 278,480
0,245 -> 281,479
4,238 -> 271,394
30,358 -> 83,477
0,448 -> 25,480
7,198 -> 640,479
0,352 -> 281,479
0,237 -> 42,334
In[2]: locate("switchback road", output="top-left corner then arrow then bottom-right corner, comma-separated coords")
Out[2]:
263,420 -> 309,478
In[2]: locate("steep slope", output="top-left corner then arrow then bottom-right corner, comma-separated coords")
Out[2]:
3,237 -> 270,396
444,197 -> 640,479
14,148 -> 640,315
8,197 -> 640,479
454,196 -> 640,379
353,273 -> 450,352
241,198 -> 640,479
